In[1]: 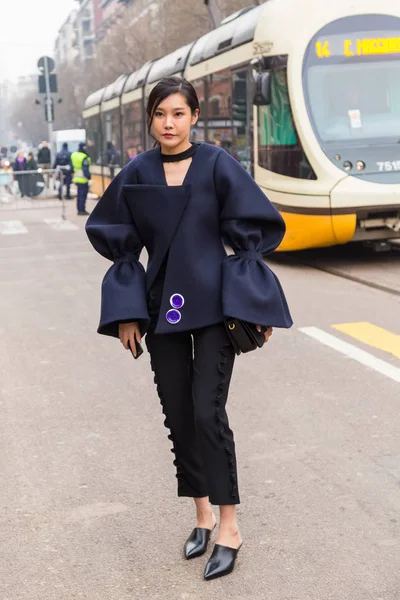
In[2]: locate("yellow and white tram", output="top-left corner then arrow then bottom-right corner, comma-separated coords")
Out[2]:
83,0 -> 400,251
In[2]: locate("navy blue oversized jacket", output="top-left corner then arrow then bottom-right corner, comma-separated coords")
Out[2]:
85,143 -> 293,337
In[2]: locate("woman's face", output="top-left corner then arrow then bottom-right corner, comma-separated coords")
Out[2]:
151,93 -> 198,151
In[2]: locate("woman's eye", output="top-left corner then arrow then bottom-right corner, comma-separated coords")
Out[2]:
154,112 -> 163,117
175,112 -> 184,117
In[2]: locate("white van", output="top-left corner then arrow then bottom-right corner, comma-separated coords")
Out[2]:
52,129 -> 86,154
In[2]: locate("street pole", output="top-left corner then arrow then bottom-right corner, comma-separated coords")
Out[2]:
43,57 -> 54,161
204,0 -> 222,29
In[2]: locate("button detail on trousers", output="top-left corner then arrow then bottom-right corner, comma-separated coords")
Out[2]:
166,309 -> 181,324
170,293 -> 185,309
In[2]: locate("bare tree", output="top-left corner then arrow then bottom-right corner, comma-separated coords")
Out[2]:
9,91 -> 48,147
218,0 -> 257,18
53,63 -> 85,130
156,0 -> 210,54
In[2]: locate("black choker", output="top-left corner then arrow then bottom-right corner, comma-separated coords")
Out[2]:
161,144 -> 198,163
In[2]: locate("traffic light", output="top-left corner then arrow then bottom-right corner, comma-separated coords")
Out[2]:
44,97 -> 54,122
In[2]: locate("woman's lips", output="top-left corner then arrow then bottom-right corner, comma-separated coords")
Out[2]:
163,133 -> 175,138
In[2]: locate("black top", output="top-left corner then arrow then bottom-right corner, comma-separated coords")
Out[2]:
160,143 -> 198,163
38,147 -> 51,164
150,143 -> 200,318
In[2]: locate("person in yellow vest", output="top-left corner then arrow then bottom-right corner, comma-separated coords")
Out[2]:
71,142 -> 91,216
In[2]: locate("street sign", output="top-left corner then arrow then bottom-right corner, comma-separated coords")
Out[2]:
38,74 -> 58,94
37,56 -> 55,74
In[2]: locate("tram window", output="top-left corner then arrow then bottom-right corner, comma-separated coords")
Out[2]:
122,99 -> 144,164
232,69 -> 253,174
192,78 -> 206,143
85,115 -> 102,165
208,69 -> 233,152
101,107 -> 122,170
307,62 -> 400,143
258,70 -> 316,180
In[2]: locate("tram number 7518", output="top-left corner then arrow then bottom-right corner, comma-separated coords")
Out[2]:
377,160 -> 400,172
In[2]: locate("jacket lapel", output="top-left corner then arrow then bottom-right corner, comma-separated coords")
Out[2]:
123,184 -> 190,292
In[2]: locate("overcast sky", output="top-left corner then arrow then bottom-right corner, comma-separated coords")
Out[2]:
0,0 -> 78,81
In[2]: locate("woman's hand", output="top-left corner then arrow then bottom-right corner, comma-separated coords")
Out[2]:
119,322 -> 141,355
256,325 -> 273,343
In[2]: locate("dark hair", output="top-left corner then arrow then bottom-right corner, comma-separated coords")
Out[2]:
146,77 -> 200,139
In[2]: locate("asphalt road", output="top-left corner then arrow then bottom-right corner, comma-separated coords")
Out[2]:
0,199 -> 399,600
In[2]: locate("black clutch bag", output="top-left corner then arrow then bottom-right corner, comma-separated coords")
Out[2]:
224,318 -> 267,356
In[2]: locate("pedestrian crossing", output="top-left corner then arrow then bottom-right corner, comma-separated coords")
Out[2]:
0,198 -> 61,209
0,220 -> 28,235
43,218 -> 79,231
0,218 -> 80,235
300,322 -> 400,384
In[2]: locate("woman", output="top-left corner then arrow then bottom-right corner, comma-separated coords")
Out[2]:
25,152 -> 39,197
13,150 -> 27,197
86,77 -> 292,580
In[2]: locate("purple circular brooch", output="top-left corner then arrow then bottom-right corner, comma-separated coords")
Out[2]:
170,294 -> 185,309
166,309 -> 181,324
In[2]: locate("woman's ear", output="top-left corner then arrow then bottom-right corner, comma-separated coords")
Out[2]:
191,108 -> 200,126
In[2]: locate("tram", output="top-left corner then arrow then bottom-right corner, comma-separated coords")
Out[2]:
83,0 -> 400,251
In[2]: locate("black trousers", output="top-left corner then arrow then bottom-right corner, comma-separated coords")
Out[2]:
145,323 -> 239,505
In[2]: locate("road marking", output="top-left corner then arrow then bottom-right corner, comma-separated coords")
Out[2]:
44,218 -> 79,231
17,199 -> 60,209
299,326 -> 400,384
332,322 -> 400,360
0,220 -> 28,235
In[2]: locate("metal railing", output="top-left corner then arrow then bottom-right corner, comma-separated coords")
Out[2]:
0,168 -> 69,219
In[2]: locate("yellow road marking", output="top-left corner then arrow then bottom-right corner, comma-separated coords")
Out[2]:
332,322 -> 400,360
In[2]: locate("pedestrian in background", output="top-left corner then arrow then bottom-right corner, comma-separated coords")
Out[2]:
53,142 -> 73,200
86,77 -> 292,581
105,141 -> 120,179
13,150 -> 27,197
71,142 -> 91,216
37,141 -> 51,188
25,152 -> 39,197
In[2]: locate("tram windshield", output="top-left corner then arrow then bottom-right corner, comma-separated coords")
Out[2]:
303,15 -> 400,146
306,59 -> 400,144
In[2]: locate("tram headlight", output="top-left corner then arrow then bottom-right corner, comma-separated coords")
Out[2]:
356,160 -> 366,171
343,161 -> 353,171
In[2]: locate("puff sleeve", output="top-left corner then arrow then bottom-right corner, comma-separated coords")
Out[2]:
85,161 -> 150,338
215,150 -> 293,328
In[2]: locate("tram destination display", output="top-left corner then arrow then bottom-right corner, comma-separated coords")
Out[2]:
315,31 -> 400,58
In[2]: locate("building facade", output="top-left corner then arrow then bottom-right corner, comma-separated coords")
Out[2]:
74,0 -> 97,62
54,10 -> 78,66
54,0 -> 107,65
